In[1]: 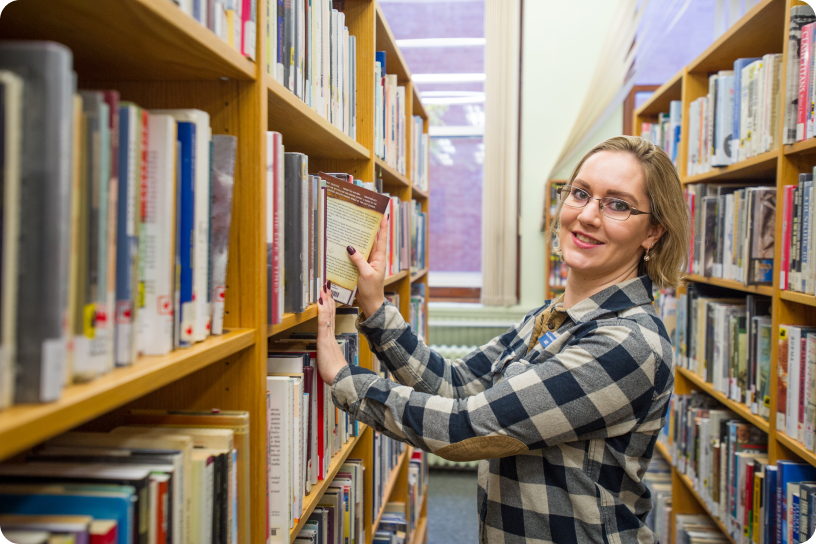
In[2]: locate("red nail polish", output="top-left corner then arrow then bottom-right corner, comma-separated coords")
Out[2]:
319,297 -> 323,305
327,280 -> 332,290
346,246 -> 356,255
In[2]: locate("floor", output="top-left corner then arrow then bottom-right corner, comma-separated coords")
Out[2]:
426,469 -> 479,544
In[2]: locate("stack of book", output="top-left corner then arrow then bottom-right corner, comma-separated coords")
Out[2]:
0,409 -> 252,544
779,171 -> 816,294
687,55 -> 782,176
375,52 -> 407,175
372,431 -> 407,523
411,116 -> 430,192
175,0 -> 256,59
266,0 -> 357,140
685,183 -> 776,285
673,287 -> 772,416
267,307 -> 362,538
639,100 -> 682,167
0,42 -> 238,410
293,459 -> 365,544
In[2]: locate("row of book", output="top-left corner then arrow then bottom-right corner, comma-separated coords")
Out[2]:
408,284 -> 427,344
0,42 -> 237,410
687,54 -> 782,176
173,0 -> 256,60
0,515 -> 118,544
668,390 -> 816,544
372,432 -> 406,524
266,0 -> 357,139
267,307 -> 361,539
265,133 -> 428,324
780,171 -> 816,294
0,409 -> 253,544
371,451 -> 427,544
410,116 -> 430,192
642,455 -> 672,544
685,183 -> 776,286
785,6 -> 816,145
375,53 -> 406,175
292,460 -> 365,544
548,256 -> 568,289
639,100 -> 682,168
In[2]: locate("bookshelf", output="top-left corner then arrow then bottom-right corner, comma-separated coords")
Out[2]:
543,179 -> 567,300
630,0 -> 816,541
0,1 -> 431,543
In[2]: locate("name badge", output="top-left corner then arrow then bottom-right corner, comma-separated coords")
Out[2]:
538,331 -> 558,350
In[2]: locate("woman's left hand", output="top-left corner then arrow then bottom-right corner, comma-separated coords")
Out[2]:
316,281 -> 349,385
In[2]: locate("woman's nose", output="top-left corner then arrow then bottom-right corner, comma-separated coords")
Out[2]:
577,199 -> 602,225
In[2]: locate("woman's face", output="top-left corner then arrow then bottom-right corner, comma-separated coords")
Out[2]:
558,151 -> 665,281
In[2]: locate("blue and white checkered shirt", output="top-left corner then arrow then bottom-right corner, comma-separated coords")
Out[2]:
331,275 -> 675,543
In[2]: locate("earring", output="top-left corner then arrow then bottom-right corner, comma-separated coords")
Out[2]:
644,245 -> 653,261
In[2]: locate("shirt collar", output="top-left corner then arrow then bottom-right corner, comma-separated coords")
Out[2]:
565,275 -> 654,323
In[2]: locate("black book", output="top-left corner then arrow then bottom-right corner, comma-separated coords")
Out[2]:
284,152 -> 308,313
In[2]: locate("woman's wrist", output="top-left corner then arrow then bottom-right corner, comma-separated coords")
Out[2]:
360,297 -> 385,320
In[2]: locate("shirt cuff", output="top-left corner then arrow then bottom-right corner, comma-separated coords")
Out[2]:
331,364 -> 380,418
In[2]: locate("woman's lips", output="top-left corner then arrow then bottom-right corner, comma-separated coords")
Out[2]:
571,231 -> 604,249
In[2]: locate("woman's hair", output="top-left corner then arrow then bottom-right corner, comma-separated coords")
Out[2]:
547,135 -> 690,289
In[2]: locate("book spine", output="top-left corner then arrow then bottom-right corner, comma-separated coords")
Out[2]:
115,106 -> 137,367
176,122 -> 197,347
209,135 -> 237,336
800,24 -> 813,142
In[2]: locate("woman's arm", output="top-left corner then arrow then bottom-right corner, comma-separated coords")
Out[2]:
327,318 -> 673,462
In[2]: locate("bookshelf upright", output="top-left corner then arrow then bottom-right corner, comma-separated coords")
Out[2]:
0,1 -> 431,543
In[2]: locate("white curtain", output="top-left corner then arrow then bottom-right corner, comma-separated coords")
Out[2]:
481,0 -> 521,306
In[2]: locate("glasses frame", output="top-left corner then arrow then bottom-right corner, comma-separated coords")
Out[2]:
556,185 -> 651,221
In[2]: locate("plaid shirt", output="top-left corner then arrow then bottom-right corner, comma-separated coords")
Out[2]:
331,276 -> 674,544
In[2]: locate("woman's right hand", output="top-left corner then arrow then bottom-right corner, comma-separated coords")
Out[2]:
346,215 -> 389,318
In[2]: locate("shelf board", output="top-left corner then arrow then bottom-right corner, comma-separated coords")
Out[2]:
677,471 -> 737,544
413,92 -> 428,121
634,69 -> 684,118
784,137 -> 816,156
0,0 -> 256,81
289,425 -> 368,542
686,0 -> 785,75
677,368 -> 770,434
384,270 -> 410,287
410,500 -> 428,544
681,150 -> 779,184
372,446 -> 412,532
375,156 -> 411,188
0,328 -> 256,461
412,186 -> 429,200
266,74 -> 369,160
684,274 -> 774,297
411,268 -> 429,283
655,440 -> 672,465
268,305 -> 319,338
777,430 -> 816,468
375,2 -> 412,83
780,290 -> 816,307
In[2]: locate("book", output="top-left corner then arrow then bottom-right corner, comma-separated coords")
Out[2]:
284,152 -> 308,314
267,131 -> 284,325
209,135 -> 237,336
175,121 -> 197,347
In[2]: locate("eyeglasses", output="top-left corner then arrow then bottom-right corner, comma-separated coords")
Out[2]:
556,185 -> 651,221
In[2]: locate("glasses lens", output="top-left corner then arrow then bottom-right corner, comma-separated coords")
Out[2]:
601,197 -> 632,220
562,186 -> 589,208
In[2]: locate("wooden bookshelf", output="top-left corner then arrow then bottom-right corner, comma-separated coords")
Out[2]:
677,472 -> 738,544
0,2 -> 431,543
372,447 -> 413,533
680,150 -> 779,184
683,274 -> 775,296
780,290 -> 816,307
411,268 -> 429,282
384,269 -> 411,287
655,440 -> 672,465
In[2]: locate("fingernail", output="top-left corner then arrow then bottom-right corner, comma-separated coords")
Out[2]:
319,297 -> 323,305
327,280 -> 332,290
347,246 -> 356,255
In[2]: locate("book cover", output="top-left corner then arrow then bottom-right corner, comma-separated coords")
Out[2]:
209,135 -> 237,336
748,188 -> 775,285
283,152 -> 308,313
175,122 -> 197,347
786,7 -> 816,144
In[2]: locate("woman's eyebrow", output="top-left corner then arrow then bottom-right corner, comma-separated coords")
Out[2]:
573,178 -> 639,205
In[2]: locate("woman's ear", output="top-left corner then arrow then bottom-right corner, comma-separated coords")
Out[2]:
642,223 -> 666,250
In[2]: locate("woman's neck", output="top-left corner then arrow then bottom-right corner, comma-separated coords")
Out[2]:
563,263 -> 640,310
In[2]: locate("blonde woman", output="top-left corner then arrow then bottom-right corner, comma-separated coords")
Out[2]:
316,136 -> 690,543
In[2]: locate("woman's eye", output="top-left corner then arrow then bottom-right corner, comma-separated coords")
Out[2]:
610,200 -> 630,212
573,189 -> 589,200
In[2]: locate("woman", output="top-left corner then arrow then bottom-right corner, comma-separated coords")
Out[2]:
316,135 -> 689,543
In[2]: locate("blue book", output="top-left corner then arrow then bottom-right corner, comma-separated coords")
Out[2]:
793,485 -> 802,544
0,485 -> 134,544
778,461 -> 816,544
116,104 -> 140,367
176,122 -> 196,347
733,57 -> 761,159
765,465 -> 778,544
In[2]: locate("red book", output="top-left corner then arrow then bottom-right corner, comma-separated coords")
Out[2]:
156,476 -> 168,544
799,23 -> 815,141
743,461 -> 755,535
90,520 -> 118,544
782,185 -> 795,290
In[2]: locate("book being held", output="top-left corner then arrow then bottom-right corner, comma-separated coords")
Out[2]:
320,173 -> 391,306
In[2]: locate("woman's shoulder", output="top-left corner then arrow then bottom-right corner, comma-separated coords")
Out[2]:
572,303 -> 672,364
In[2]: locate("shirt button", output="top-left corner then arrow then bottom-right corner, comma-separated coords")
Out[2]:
548,323 -> 555,330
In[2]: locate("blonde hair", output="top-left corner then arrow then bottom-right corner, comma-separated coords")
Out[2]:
547,135 -> 690,289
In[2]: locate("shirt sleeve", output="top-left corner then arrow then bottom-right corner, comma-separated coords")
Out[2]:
357,301 -> 541,399
333,318 -> 672,462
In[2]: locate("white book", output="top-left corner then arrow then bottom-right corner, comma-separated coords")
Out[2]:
192,450 -> 215,544
688,99 -> 700,176
343,25 -> 350,135
151,109 -> 211,343
806,333 -> 816,452
292,377 -> 303,524
713,71 -> 734,166
267,376 -> 292,539
755,61 -> 766,156
139,114 -> 176,356
750,61 -> 763,158
0,71 -> 22,410
322,0 -> 330,120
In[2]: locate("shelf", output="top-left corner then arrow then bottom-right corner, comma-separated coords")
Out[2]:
655,440 -> 672,465
410,490 -> 428,544
411,268 -> 428,283
684,274 -> 774,297
784,137 -> 816,157
0,328 -> 256,461
268,306 -> 319,338
289,425 -> 368,542
677,471 -> 737,544
776,430 -> 816,469
372,447 -> 412,533
375,156 -> 411,188
780,290 -> 816,307
384,270 -> 410,287
413,92 -> 428,121
677,368 -> 770,434
634,69 -> 684,118
686,0 -> 785,75
267,74 -> 370,160
375,2 -> 412,82
0,0 -> 256,81
412,186 -> 429,200
681,150 -> 779,184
